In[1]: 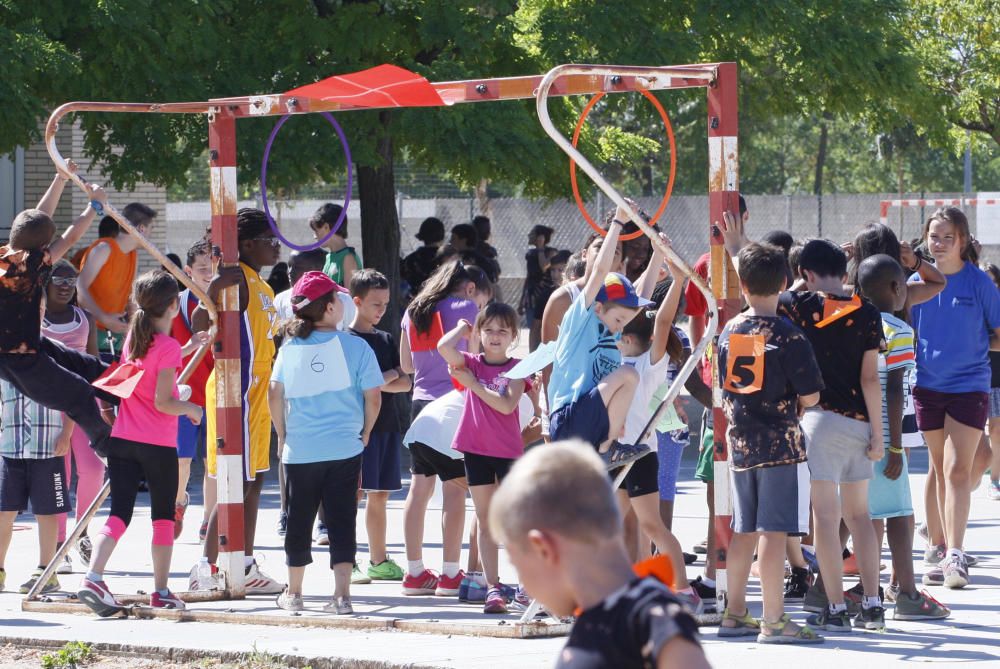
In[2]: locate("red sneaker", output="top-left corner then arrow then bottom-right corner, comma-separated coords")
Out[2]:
150,590 -> 186,610
402,569 -> 440,596
436,569 -> 465,596
78,578 -> 124,617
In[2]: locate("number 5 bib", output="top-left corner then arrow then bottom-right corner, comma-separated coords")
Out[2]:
281,337 -> 351,398
723,333 -> 765,395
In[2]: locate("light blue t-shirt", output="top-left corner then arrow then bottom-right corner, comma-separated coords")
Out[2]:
547,291 -> 621,414
271,330 -> 384,464
912,261 -> 1000,394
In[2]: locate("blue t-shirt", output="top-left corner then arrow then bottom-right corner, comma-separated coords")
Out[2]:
271,330 -> 384,464
912,261 -> 1000,394
547,291 -> 621,414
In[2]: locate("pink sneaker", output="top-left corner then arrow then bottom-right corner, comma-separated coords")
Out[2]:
484,585 -> 508,614
436,570 -> 465,596
78,578 -> 124,617
402,569 -> 440,595
150,590 -> 186,610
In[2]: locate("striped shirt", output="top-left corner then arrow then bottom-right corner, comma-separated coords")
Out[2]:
0,380 -> 62,459
878,312 -> 916,449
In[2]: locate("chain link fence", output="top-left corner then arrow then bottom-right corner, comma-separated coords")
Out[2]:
167,192 -> 995,289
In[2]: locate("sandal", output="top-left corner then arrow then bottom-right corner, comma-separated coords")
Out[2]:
717,608 -> 760,637
600,442 -> 651,470
757,614 -> 824,644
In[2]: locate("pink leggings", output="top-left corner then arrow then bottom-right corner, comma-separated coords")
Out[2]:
57,427 -> 107,543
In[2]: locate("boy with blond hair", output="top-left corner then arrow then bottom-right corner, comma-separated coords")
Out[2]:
490,441 -> 709,669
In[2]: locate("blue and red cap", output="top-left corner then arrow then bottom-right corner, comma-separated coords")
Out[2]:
595,272 -> 653,308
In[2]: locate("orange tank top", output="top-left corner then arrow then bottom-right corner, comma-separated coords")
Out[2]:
81,238 -> 137,329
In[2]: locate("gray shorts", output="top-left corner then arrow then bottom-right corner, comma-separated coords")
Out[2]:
731,461 -> 810,535
990,387 -> 1000,419
801,408 -> 873,483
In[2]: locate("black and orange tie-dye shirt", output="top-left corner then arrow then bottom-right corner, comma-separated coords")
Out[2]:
0,246 -> 52,354
718,314 -> 824,470
778,290 -> 885,422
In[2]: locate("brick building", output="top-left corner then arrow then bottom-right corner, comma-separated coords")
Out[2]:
1,121 -> 168,274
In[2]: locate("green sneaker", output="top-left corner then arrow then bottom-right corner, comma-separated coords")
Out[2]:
19,568 -> 59,594
351,563 -> 372,584
367,557 -> 404,581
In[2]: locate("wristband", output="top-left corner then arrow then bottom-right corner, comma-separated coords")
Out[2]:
908,256 -> 922,272
90,200 -> 105,217
611,219 -> 626,227
888,446 -> 904,454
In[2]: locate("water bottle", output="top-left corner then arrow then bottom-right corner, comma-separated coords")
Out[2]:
197,557 -> 213,591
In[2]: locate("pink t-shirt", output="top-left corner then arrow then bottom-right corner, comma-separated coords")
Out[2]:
111,333 -> 183,448
452,352 -> 530,459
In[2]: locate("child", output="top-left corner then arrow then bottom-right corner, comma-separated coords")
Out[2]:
309,203 -> 361,287
78,271 -> 204,616
714,242 -> 825,644
720,214 -> 886,632
399,259 -> 490,597
438,302 -> 527,614
910,207 -> 1000,589
348,269 -> 411,582
43,261 -> 103,571
490,442 -> 709,668
0,331 -> 76,593
189,208 -> 282,594
547,203 -> 653,468
269,272 -> 383,614
985,263 -> 1000,502
617,238 -> 704,614
168,239 -> 214,540
856,254 -> 949,620
0,175 -> 114,456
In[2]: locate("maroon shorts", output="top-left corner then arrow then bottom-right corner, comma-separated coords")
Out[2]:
913,386 -> 989,432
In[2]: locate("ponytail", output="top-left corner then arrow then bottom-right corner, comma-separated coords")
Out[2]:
407,259 -> 491,333
283,293 -> 334,340
127,271 -> 179,360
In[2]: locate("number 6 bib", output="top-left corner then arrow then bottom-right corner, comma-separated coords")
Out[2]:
281,337 -> 351,398
723,333 -> 765,395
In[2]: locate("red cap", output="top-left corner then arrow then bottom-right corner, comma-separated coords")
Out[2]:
291,271 -> 348,312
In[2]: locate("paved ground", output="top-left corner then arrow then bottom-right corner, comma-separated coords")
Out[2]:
3,445 -> 999,668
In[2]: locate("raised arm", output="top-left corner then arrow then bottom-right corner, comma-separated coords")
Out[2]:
716,209 -> 749,274
582,209 -> 626,305
48,184 -> 106,263
635,234 -> 667,300
437,319 -> 473,368
649,244 -> 685,366
901,241 -> 946,306
37,160 -> 77,218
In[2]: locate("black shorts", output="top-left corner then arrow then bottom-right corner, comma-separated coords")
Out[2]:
616,451 -> 659,498
463,452 -> 514,487
409,442 -> 466,482
0,456 -> 68,515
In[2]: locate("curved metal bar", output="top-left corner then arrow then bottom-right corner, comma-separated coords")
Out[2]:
534,63 -> 720,447
44,102 -> 218,383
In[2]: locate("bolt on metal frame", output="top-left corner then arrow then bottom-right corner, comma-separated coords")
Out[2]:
32,62 -> 739,627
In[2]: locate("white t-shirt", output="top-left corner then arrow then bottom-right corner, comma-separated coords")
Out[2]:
403,390 -> 534,459
621,349 -> 671,448
274,288 -> 356,332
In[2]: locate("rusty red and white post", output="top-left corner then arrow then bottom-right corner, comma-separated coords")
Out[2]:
208,108 -> 246,597
707,61 -> 741,614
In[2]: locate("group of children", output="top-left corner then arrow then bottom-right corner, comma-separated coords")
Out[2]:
1,168 -> 998,666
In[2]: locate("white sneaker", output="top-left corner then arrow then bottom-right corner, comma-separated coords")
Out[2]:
56,554 -> 73,575
245,560 -> 285,595
187,562 -> 225,591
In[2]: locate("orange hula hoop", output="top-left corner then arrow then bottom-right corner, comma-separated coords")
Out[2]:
570,89 -> 676,242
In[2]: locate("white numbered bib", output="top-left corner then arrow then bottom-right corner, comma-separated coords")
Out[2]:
281,337 -> 350,398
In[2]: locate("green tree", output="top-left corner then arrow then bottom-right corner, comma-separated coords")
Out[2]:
906,0 -> 1000,148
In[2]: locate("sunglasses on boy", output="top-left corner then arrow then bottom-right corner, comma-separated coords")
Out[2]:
50,276 -> 77,287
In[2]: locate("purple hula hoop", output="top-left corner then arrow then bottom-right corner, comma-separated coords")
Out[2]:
260,112 -> 353,252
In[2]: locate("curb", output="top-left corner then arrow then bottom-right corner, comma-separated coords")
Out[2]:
0,635 -> 447,669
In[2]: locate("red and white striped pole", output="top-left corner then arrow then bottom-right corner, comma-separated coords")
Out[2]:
879,198 -> 999,225
208,108 -> 246,597
706,62 -> 741,614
